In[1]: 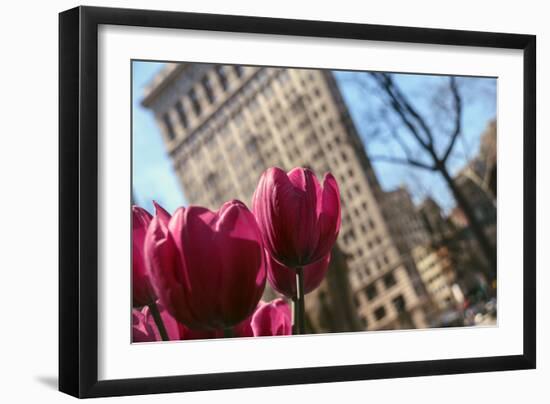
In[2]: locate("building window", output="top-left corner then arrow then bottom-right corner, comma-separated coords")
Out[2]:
175,100 -> 188,129
365,284 -> 377,300
277,70 -> 289,84
246,138 -> 258,153
305,132 -> 316,146
383,271 -> 397,289
189,88 -> 201,116
249,98 -> 259,111
374,306 -> 386,321
162,113 -> 175,140
201,75 -> 215,104
215,66 -> 229,90
375,259 -> 382,270
233,65 -> 244,78
392,295 -> 406,313
234,111 -> 245,127
262,85 -> 274,99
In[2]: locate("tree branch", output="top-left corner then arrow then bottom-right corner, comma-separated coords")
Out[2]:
390,128 -> 414,160
369,154 -> 437,171
370,73 -> 432,152
378,73 -> 436,146
442,76 -> 462,163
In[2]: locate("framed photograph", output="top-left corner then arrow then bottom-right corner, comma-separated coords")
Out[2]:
59,6 -> 536,398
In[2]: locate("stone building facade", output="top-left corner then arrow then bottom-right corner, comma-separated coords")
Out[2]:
412,245 -> 458,312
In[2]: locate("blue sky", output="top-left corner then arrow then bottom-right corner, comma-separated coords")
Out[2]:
132,62 -> 185,213
132,62 -> 496,215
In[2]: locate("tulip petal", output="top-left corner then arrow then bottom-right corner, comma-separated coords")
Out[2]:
132,308 -> 156,342
268,251 -> 331,298
132,206 -> 155,307
132,303 -> 181,342
287,168 -> 321,265
312,173 -> 341,263
178,323 -> 223,340
181,206 -> 230,329
250,299 -> 292,336
215,201 -> 266,327
153,200 -> 171,227
146,214 -> 202,330
253,168 -> 296,264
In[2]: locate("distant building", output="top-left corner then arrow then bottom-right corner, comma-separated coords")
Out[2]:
418,197 -> 452,244
142,63 -> 434,332
449,206 -> 469,229
454,176 -> 496,242
468,120 -> 497,199
424,125 -> 499,298
384,186 -> 431,252
451,118 -> 497,247
412,245 -> 458,312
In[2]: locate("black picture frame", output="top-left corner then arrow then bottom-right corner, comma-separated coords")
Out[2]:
59,5 -> 536,398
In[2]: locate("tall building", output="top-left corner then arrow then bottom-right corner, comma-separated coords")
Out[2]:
383,186 -> 431,253
452,119 -> 497,249
418,197 -> 453,244
142,63 -> 433,331
463,120 -> 497,200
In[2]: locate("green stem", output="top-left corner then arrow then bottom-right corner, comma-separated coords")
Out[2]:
293,266 -> 305,334
148,301 -> 169,341
224,328 -> 234,338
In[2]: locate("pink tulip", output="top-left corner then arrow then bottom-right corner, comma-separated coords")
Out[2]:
178,325 -> 223,340
132,308 -> 156,343
268,252 -> 331,298
252,167 -> 341,268
177,299 -> 291,339
145,200 -> 267,331
133,298 -> 292,342
132,302 -> 180,342
132,206 -> 156,307
248,299 -> 292,337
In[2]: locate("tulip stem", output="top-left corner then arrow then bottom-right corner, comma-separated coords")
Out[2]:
224,328 -> 234,338
149,301 -> 169,341
294,267 -> 305,335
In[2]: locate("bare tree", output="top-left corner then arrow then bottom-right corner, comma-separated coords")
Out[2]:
353,72 -> 496,277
